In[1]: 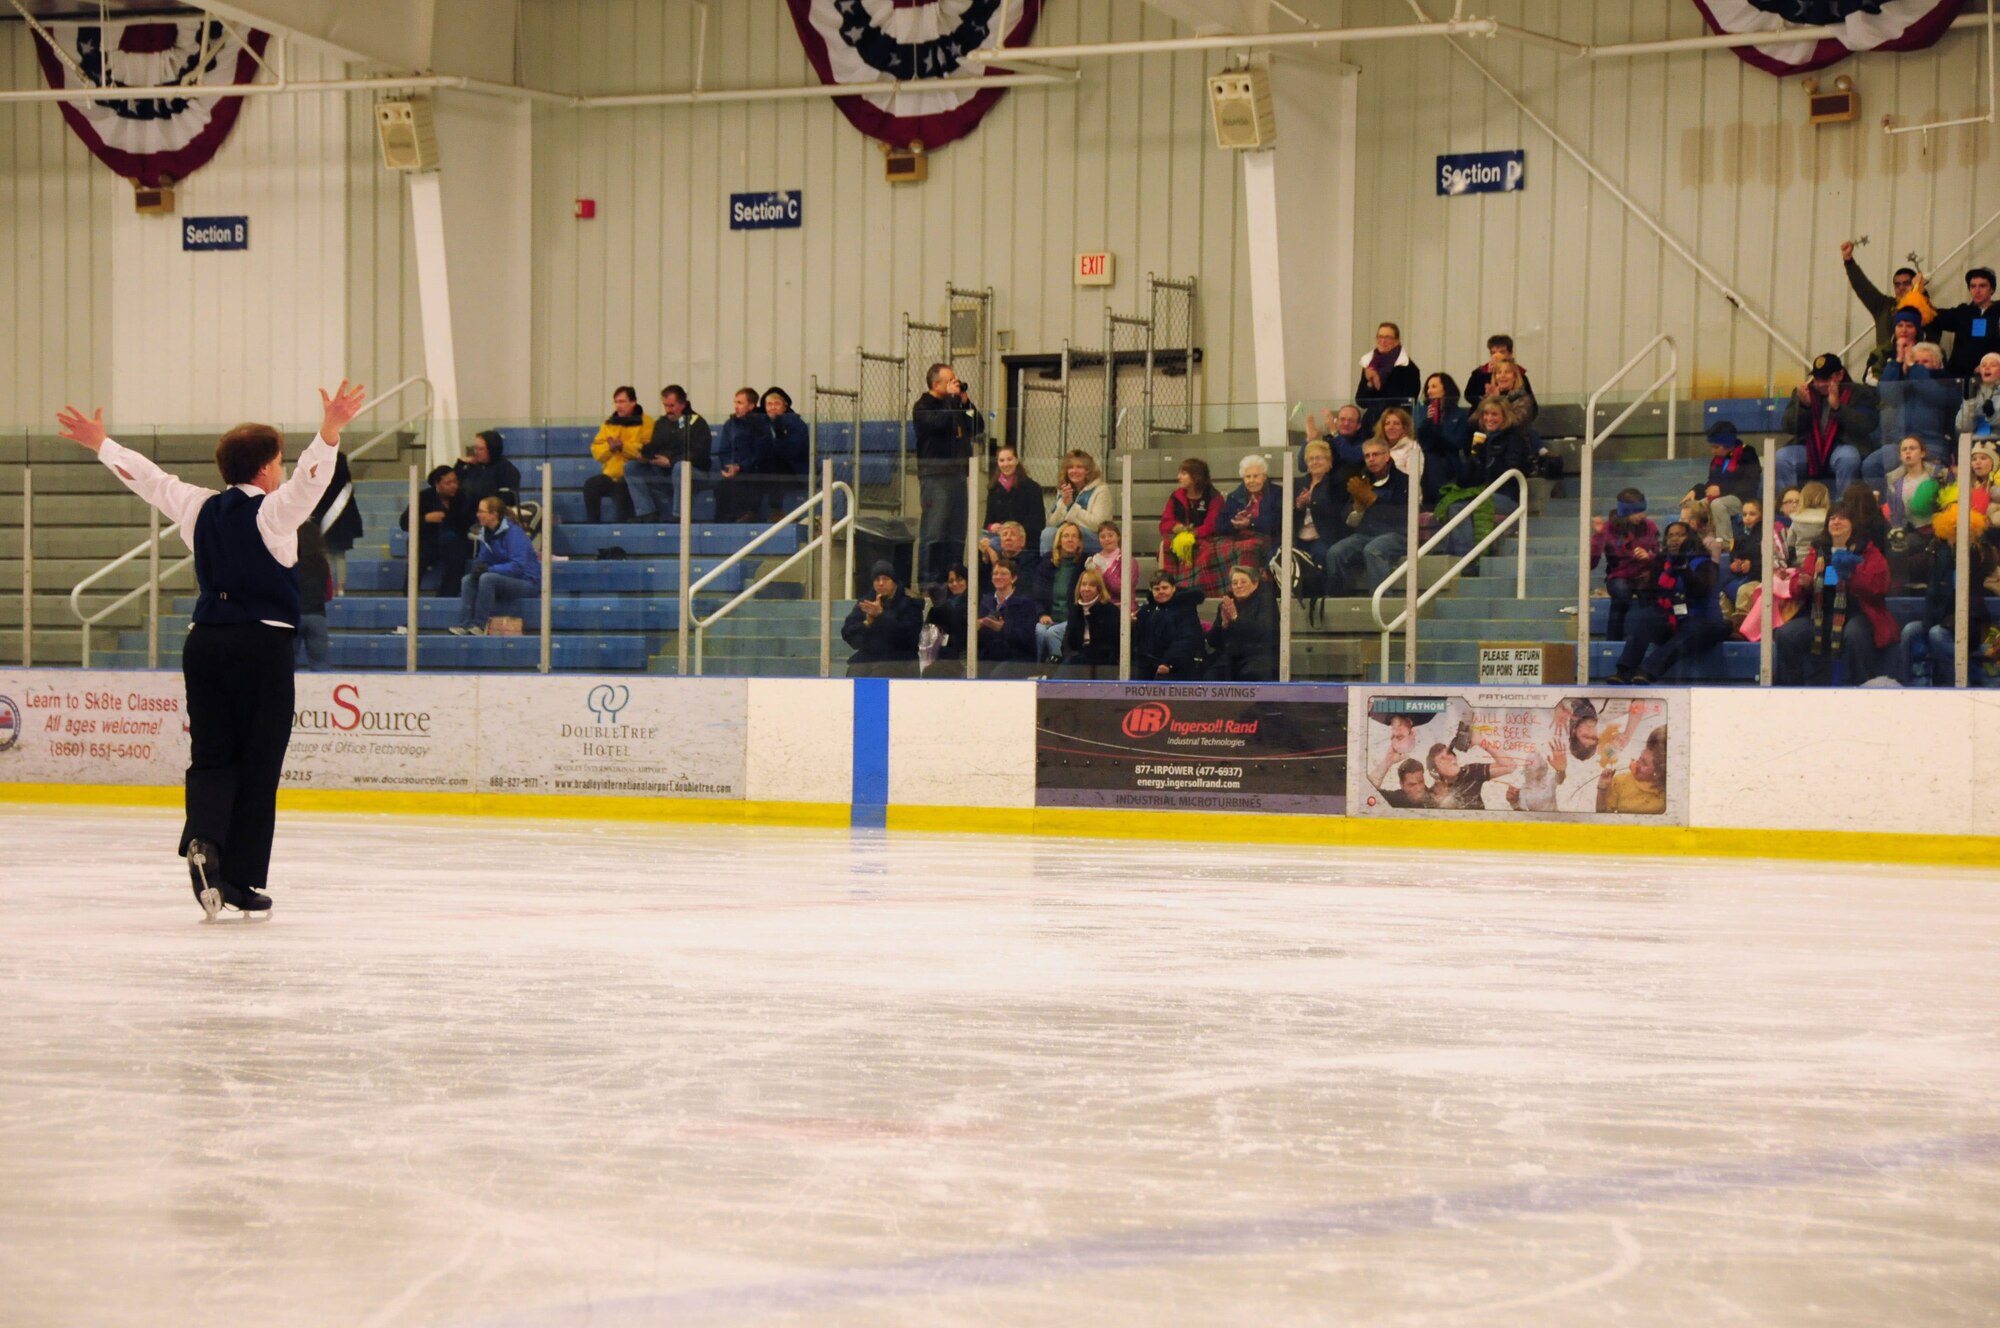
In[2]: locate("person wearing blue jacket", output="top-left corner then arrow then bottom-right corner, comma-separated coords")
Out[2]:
763,386 -> 811,514
1416,373 -> 1472,495
1133,572 -> 1205,680
714,387 -> 777,521
977,558 -> 1044,674
1865,332 -> 1958,487
451,496 -> 541,635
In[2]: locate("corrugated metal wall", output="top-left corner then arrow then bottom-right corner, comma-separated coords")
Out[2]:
520,0 -> 1256,420
1346,0 -> 2000,399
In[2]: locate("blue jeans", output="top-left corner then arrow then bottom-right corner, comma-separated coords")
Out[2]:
1775,444 -> 1860,500
626,463 -> 678,519
1443,492 -> 1517,556
295,613 -> 329,671
1606,577 -> 1636,641
919,473 -> 967,586
1327,529 -> 1408,595
457,565 -> 537,628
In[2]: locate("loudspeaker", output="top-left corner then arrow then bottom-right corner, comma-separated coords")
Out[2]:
1208,68 -> 1275,150
375,97 -> 439,171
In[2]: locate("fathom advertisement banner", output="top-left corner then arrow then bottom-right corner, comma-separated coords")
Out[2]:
285,675 -> 474,793
477,677 -> 747,799
1346,686 -> 1689,824
0,670 -> 190,785
1035,682 -> 1348,815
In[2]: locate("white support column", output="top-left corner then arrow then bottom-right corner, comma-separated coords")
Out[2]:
1240,149 -> 1290,451
407,172 -> 462,457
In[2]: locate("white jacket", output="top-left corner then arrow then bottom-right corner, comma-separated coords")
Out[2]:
1048,481 -> 1113,537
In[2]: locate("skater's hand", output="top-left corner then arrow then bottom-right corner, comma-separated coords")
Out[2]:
1840,240 -> 1855,262
56,404 -> 107,452
318,380 -> 368,445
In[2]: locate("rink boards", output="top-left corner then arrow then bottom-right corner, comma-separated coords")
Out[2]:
0,669 -> 1995,864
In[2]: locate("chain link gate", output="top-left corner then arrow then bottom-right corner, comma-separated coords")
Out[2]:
1016,352 -> 1067,478
857,349 -> 908,513
945,284 -> 993,416
1147,274 -> 1198,437
1105,310 -> 1153,456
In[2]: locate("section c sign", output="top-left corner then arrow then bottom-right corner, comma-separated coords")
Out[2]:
182,216 -> 248,250
729,191 -> 802,230
1436,150 -> 1525,196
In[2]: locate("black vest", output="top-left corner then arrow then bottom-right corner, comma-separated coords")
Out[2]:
192,489 -> 302,628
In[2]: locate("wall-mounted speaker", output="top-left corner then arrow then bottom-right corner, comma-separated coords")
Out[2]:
375,97 -> 439,172
1208,67 -> 1275,151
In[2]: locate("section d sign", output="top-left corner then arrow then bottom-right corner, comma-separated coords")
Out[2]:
182,216 -> 248,250
1436,150 -> 1525,197
729,191 -> 802,230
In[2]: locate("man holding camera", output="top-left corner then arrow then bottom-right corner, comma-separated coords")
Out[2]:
913,362 -> 984,591
1776,352 -> 1878,499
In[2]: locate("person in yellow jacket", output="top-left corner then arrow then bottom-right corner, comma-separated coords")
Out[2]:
584,385 -> 647,522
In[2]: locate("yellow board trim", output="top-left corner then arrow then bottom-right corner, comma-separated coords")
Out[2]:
3,783 -> 1992,866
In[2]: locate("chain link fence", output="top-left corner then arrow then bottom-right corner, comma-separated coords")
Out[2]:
1147,274 -> 1197,436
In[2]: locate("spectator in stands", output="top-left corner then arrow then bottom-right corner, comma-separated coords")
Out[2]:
1488,360 -> 1538,431
1045,449 -> 1111,554
1327,438 -> 1410,596
450,497 -> 540,636
842,560 -> 923,677
1957,352 -> 2000,439
1302,404 -> 1366,471
1932,266 -> 2000,377
456,429 -> 520,513
1605,521 -> 1729,685
913,363 -> 984,589
714,387 -> 776,522
403,464 -> 471,598
294,518 -> 332,672
762,387 -> 809,511
1204,564 -> 1279,680
1356,322 -> 1421,432
1723,498 -> 1766,614
1133,570 -> 1205,679
1591,488 -> 1659,642
1215,454 -> 1281,572
1902,503 -> 1995,686
1783,481 -> 1831,565
1384,758 -> 1433,808
584,386 -> 647,523
976,520 -> 1032,593
922,563 -> 970,675
1840,240 -> 1920,380
1159,457 -> 1227,594
308,449 -> 363,595
976,557 -> 1042,673
1597,727 -> 1668,814
984,444 -> 1045,556
1443,396 -> 1533,555
1292,440 -> 1340,588
1869,333 -> 1956,486
1464,333 -> 1531,407
1773,485 -> 1895,685
1883,435 -> 1945,534
1031,523 -> 1089,660
1088,520 -> 1128,609
1686,422 -> 1760,539
1418,373 -> 1471,492
1777,354 -> 1877,498
631,385 -> 710,521
1057,567 -> 1120,675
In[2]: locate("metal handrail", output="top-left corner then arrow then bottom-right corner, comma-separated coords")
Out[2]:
66,375 -> 432,665
1576,336 -> 1679,683
687,480 -> 858,676
1370,468 -> 1530,682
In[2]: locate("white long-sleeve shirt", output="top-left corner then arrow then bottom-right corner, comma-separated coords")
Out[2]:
96,434 -> 339,627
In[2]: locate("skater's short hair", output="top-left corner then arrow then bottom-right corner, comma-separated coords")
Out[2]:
215,424 -> 283,486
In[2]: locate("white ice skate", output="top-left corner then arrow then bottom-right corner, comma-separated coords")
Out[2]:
186,840 -> 222,922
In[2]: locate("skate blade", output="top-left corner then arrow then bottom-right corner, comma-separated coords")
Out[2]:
197,886 -> 221,922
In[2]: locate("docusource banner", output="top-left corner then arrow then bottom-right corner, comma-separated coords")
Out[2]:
1035,682 -> 1347,814
477,677 -> 747,799
284,674 -> 475,794
0,670 -> 189,785
1346,686 -> 1688,823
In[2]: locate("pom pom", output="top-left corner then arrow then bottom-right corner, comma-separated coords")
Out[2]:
1171,529 -> 1196,563
1910,478 -> 1941,521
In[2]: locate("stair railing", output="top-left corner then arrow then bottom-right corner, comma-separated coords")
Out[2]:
685,460 -> 857,677
1575,335 -> 1679,683
65,375 -> 432,667
1369,468 -> 1530,683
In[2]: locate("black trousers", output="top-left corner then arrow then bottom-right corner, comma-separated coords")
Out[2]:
181,623 -> 296,891
582,473 -> 633,523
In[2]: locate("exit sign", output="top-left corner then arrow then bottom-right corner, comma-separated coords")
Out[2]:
1075,251 -> 1114,286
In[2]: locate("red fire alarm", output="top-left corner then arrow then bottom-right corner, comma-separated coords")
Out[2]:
575,199 -> 596,219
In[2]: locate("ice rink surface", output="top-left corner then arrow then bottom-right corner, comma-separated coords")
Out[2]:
2,805 -> 1998,1327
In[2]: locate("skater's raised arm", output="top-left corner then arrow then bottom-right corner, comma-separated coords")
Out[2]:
59,405 -> 216,546
257,381 -> 366,544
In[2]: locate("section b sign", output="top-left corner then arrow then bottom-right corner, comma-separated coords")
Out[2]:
182,216 -> 248,250
1437,150 -> 1525,197
729,191 -> 802,230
